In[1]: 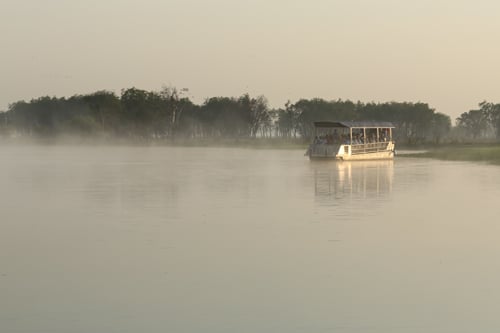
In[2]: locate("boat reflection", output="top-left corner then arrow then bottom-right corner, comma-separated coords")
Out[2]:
312,160 -> 394,200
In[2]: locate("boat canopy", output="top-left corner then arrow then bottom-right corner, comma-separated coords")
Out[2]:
313,121 -> 395,129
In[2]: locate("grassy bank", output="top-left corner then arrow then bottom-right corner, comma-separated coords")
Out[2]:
401,144 -> 500,165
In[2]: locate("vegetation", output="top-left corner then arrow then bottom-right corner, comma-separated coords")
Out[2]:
0,88 -> 498,146
404,144 -> 500,165
455,101 -> 500,141
5,89 -> 500,167
0,87 -> 459,146
4,88 -> 500,166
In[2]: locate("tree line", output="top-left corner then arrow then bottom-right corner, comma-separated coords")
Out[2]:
455,102 -> 500,140
0,86 -> 467,144
0,88 -> 272,141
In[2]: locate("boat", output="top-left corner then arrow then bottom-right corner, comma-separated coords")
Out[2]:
305,121 -> 395,160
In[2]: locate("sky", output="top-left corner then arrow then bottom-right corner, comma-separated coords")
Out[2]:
1,0 -> 500,120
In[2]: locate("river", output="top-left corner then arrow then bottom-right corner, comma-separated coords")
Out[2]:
1,145 -> 500,333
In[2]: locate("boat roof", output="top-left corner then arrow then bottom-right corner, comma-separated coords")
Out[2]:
313,121 -> 395,129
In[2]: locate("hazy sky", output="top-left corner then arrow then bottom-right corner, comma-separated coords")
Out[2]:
1,0 -> 500,120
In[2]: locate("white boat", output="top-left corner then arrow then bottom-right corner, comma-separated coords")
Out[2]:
306,121 -> 396,160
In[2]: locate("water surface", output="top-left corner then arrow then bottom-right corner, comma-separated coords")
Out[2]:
1,146 -> 500,333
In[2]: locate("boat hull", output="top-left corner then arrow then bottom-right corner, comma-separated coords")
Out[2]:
339,150 -> 394,161
308,141 -> 395,161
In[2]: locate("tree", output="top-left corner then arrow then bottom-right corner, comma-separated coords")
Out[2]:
200,97 -> 246,137
120,87 -> 155,137
480,101 -> 500,140
8,96 -> 72,137
235,94 -> 270,137
275,101 -> 299,138
456,108 -> 489,139
0,112 -> 9,137
294,98 -> 357,139
83,91 -> 121,134
430,112 -> 451,143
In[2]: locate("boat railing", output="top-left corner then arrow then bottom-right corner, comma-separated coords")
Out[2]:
350,141 -> 391,154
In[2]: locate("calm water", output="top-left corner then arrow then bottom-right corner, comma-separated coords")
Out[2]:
1,145 -> 500,333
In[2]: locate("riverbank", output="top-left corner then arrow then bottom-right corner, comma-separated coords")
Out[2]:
400,144 -> 500,165
5,135 -> 500,164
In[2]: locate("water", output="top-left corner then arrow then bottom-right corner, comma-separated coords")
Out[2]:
1,145 -> 500,333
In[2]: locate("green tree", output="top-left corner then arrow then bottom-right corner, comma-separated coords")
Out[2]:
200,97 -> 247,137
479,101 -> 500,140
120,87 -> 155,138
275,101 -> 299,138
8,96 -> 72,137
456,108 -> 489,139
82,91 -> 121,134
294,98 -> 357,139
430,112 -> 451,143
0,112 -> 9,137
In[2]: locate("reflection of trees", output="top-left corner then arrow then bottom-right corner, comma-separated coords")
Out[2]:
312,160 -> 393,200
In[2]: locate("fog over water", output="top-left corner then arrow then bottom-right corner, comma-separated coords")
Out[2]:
1,145 -> 500,332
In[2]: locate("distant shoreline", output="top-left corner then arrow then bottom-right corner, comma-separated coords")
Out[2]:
398,144 -> 500,165
3,137 -> 500,165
